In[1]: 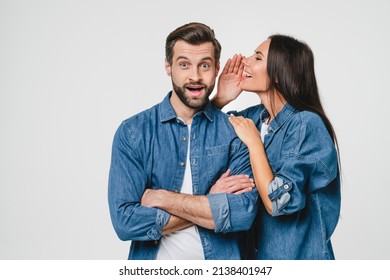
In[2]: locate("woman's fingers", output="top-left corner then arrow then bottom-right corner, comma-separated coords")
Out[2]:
219,169 -> 231,179
223,175 -> 254,194
222,58 -> 232,74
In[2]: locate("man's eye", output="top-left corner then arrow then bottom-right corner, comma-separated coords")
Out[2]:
201,64 -> 210,69
179,63 -> 188,68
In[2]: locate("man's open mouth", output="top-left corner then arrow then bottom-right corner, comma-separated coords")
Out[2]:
186,85 -> 205,95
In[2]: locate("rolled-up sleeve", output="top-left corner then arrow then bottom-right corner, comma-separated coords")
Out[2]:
108,122 -> 170,241
208,193 -> 230,232
268,176 -> 292,216
208,188 -> 259,233
146,209 -> 171,240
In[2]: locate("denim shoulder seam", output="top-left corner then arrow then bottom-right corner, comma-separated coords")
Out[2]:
122,121 -> 137,148
294,113 -> 302,154
122,121 -> 143,162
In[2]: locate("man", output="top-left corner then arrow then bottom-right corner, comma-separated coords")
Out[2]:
108,22 -> 259,260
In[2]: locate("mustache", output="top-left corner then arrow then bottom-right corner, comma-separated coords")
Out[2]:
184,82 -> 206,87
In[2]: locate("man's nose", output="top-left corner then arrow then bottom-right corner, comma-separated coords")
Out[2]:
188,67 -> 201,82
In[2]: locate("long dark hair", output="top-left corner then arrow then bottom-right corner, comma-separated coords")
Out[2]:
267,34 -> 340,165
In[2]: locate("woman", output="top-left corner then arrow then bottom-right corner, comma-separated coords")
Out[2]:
213,35 -> 341,259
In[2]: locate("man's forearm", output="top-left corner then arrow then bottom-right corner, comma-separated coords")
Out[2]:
161,191 -> 215,229
162,215 -> 194,235
143,189 -> 215,230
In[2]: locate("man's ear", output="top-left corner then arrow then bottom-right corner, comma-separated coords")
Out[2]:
215,62 -> 220,77
165,59 -> 171,76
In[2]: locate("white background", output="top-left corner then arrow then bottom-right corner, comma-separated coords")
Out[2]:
1,0 -> 389,259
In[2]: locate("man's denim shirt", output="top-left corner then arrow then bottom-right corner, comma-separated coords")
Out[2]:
235,104 -> 341,259
108,92 -> 259,260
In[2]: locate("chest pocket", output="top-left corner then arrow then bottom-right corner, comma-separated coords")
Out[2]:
205,144 -> 232,186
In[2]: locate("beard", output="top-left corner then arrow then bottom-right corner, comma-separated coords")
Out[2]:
172,80 -> 215,110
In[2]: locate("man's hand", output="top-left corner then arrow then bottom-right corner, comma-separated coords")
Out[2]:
141,189 -> 195,235
210,169 -> 254,194
141,188 -> 161,208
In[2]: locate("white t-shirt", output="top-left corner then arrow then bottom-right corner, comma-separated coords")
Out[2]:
260,119 -> 269,142
156,124 -> 205,260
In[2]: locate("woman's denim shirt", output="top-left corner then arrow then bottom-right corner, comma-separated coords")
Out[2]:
108,93 -> 259,260
237,103 -> 341,260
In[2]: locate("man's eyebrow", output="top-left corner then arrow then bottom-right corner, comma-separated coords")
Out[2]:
176,56 -> 189,61
175,56 -> 214,62
200,56 -> 213,61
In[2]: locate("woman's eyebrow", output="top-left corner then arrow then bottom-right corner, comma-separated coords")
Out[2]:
255,50 -> 264,57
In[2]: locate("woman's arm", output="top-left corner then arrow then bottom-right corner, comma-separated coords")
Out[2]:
228,114 -> 274,214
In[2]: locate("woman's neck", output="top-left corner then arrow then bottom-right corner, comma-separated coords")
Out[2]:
258,90 -> 286,122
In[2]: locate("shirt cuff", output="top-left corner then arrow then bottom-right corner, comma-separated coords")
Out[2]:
268,176 -> 292,217
207,193 -> 231,233
146,209 -> 171,240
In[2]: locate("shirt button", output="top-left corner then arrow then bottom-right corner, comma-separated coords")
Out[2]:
283,184 -> 289,190
154,240 -> 158,245
180,162 -> 185,167
182,136 -> 187,141
176,119 -> 180,124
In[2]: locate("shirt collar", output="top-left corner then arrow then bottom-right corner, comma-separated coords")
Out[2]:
159,91 -> 214,123
260,103 -> 297,132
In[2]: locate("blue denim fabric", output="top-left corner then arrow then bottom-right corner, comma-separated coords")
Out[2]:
108,92 -> 259,260
235,103 -> 341,260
